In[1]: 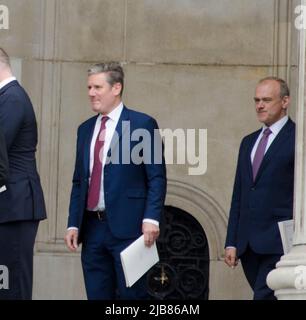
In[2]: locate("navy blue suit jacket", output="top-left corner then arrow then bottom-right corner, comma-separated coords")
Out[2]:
68,106 -> 167,240
0,128 -> 8,187
225,118 -> 295,256
0,80 -> 47,223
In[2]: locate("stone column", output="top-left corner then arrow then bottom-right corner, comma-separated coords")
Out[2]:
267,0 -> 306,299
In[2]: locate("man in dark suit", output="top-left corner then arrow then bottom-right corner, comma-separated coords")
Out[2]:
0,48 -> 47,299
224,77 -> 295,300
65,62 -> 167,300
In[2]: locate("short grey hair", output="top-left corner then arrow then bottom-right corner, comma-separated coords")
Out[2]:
258,76 -> 290,98
88,62 -> 124,96
0,47 -> 11,67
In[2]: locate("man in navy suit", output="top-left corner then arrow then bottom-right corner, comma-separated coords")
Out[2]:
0,48 -> 47,299
224,77 -> 295,300
65,62 -> 167,300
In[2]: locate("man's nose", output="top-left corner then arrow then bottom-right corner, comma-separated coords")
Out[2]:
257,101 -> 265,109
88,88 -> 95,96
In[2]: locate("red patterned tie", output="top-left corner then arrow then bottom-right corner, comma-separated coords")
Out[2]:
87,116 -> 109,210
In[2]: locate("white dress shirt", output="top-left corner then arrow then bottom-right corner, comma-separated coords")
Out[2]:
89,102 -> 124,211
250,115 -> 289,163
68,102 -> 158,230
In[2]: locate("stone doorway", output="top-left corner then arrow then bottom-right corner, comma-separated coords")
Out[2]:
147,205 -> 209,299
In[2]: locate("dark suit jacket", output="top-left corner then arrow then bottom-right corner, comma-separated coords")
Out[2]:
225,118 -> 295,256
0,128 -> 8,187
0,80 -> 47,223
68,106 -> 167,241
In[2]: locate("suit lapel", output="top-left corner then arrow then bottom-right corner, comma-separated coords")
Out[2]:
83,116 -> 98,175
84,107 -> 129,173
254,119 -> 294,183
246,131 -> 261,181
106,106 -> 130,158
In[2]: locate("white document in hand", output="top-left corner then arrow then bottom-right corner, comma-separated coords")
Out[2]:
120,235 -> 159,287
278,219 -> 294,254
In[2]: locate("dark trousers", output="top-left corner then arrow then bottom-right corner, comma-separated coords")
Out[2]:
0,220 -> 39,300
81,215 -> 148,300
240,246 -> 281,300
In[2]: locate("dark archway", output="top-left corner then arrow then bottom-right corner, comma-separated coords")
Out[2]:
147,205 -> 210,299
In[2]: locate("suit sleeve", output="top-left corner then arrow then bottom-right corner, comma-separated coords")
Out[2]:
0,95 -> 25,149
0,128 -> 9,187
143,117 -> 167,222
225,138 -> 245,248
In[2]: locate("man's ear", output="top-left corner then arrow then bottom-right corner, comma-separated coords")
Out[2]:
112,82 -> 122,96
282,96 -> 290,109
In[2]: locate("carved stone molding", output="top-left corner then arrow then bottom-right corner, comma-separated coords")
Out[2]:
272,0 -> 298,81
165,179 -> 228,260
36,0 -> 62,243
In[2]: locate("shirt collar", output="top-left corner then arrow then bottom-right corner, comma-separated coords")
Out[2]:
97,102 -> 124,122
0,77 -> 16,91
262,115 -> 288,136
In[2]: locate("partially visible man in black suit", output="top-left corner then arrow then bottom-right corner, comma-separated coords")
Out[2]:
224,77 -> 294,300
0,127 -> 8,188
0,48 -> 47,299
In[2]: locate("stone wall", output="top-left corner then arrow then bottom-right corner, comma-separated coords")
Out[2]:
0,0 -> 299,299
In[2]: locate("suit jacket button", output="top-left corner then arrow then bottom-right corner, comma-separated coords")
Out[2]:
251,187 -> 255,191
